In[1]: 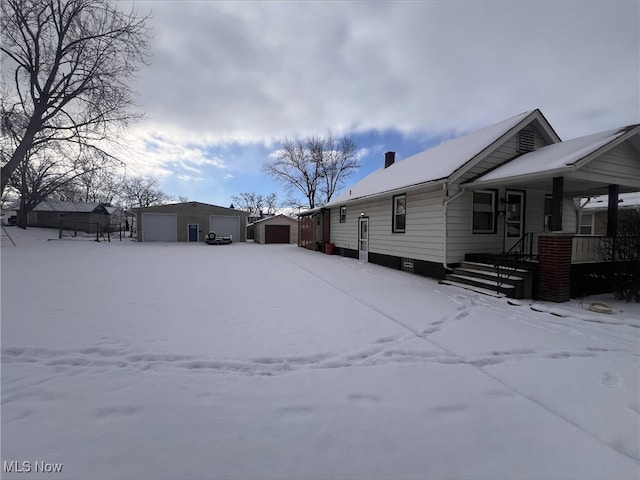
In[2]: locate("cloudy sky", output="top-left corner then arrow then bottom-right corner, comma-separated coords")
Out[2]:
124,0 -> 639,208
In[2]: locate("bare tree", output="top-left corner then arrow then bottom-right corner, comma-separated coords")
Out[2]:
231,192 -> 264,213
264,133 -> 358,209
0,0 -> 151,195
319,134 -> 358,203
120,175 -> 168,209
264,192 -> 278,215
9,145 -> 115,228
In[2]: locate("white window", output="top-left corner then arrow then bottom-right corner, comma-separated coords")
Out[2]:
579,213 -> 594,235
339,206 -> 346,223
393,194 -> 406,233
473,190 -> 497,233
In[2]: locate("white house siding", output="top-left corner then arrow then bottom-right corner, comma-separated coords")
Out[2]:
446,190 -> 504,264
575,142 -> 640,187
331,185 -> 445,263
445,188 -> 579,264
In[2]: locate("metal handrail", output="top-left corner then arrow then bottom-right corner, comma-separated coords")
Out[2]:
495,232 -> 535,294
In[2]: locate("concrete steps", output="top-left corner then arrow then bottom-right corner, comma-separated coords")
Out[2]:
442,261 -> 534,299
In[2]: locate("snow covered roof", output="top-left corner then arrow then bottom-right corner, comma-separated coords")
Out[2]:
582,192 -> 640,211
250,214 -> 296,225
474,125 -> 639,184
25,201 -> 107,213
327,110 -> 552,206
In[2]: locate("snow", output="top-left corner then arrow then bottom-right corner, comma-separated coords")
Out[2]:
327,110 -> 535,205
582,192 -> 640,211
2,227 -> 639,479
476,126 -> 634,183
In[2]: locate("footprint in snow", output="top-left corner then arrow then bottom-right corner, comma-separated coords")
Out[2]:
348,393 -> 381,404
601,372 -> 623,388
374,336 -> 399,344
277,405 -> 315,417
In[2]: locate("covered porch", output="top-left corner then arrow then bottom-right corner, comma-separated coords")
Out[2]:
460,124 -> 640,301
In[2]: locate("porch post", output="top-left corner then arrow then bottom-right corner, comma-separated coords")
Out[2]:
550,176 -> 564,232
607,184 -> 619,238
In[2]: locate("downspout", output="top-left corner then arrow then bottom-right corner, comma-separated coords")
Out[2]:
442,182 -> 467,272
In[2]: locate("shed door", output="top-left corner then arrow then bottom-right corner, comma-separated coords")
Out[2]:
265,225 -> 290,243
142,213 -> 177,242
210,215 -> 240,241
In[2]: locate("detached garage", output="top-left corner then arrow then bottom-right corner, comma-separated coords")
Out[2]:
253,214 -> 298,244
136,202 -> 247,243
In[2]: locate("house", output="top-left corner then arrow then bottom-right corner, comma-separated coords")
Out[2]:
14,201 -> 111,233
251,214 -> 298,244
135,201 -> 248,242
579,192 -> 640,236
246,211 -> 275,240
299,109 -> 640,302
247,212 -> 275,224
105,206 -> 126,226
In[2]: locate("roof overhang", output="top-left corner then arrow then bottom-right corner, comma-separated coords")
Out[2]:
465,125 -> 640,196
466,172 -> 640,197
325,179 -> 445,208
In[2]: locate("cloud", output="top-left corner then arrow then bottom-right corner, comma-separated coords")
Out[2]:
131,0 -> 637,145
117,0 -> 638,202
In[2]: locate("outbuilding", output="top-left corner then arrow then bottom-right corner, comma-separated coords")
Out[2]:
136,202 -> 247,243
252,214 -> 298,244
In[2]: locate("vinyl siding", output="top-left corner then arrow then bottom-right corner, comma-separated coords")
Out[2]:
330,185 -> 445,263
576,142 -> 640,185
446,188 -> 579,264
456,124 -> 555,184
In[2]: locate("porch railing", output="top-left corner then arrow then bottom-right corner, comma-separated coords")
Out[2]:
571,236 -> 606,263
495,232 -> 535,294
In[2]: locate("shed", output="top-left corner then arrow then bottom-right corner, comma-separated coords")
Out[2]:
136,202 -> 247,242
252,214 -> 298,244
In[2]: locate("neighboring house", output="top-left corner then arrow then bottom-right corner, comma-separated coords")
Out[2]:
246,212 -> 275,240
252,214 -> 298,244
247,212 -> 274,224
14,201 -> 111,233
299,109 -> 640,302
105,206 -> 126,226
579,192 -> 640,236
135,201 -> 247,242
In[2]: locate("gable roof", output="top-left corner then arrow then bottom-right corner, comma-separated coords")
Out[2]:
134,201 -> 245,213
327,109 -> 559,206
250,214 -> 296,225
472,124 -> 640,185
16,201 -> 109,214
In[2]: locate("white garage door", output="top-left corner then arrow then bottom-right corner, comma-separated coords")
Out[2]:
210,215 -> 240,241
142,213 -> 177,242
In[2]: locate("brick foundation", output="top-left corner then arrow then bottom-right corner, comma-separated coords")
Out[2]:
536,235 -> 572,302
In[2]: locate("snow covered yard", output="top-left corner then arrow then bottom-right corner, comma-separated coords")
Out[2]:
2,227 -> 639,480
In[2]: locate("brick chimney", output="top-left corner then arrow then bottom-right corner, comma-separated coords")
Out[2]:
384,151 -> 396,168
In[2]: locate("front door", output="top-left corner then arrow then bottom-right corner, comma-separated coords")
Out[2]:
504,190 -> 525,252
188,224 -> 199,242
358,217 -> 369,262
